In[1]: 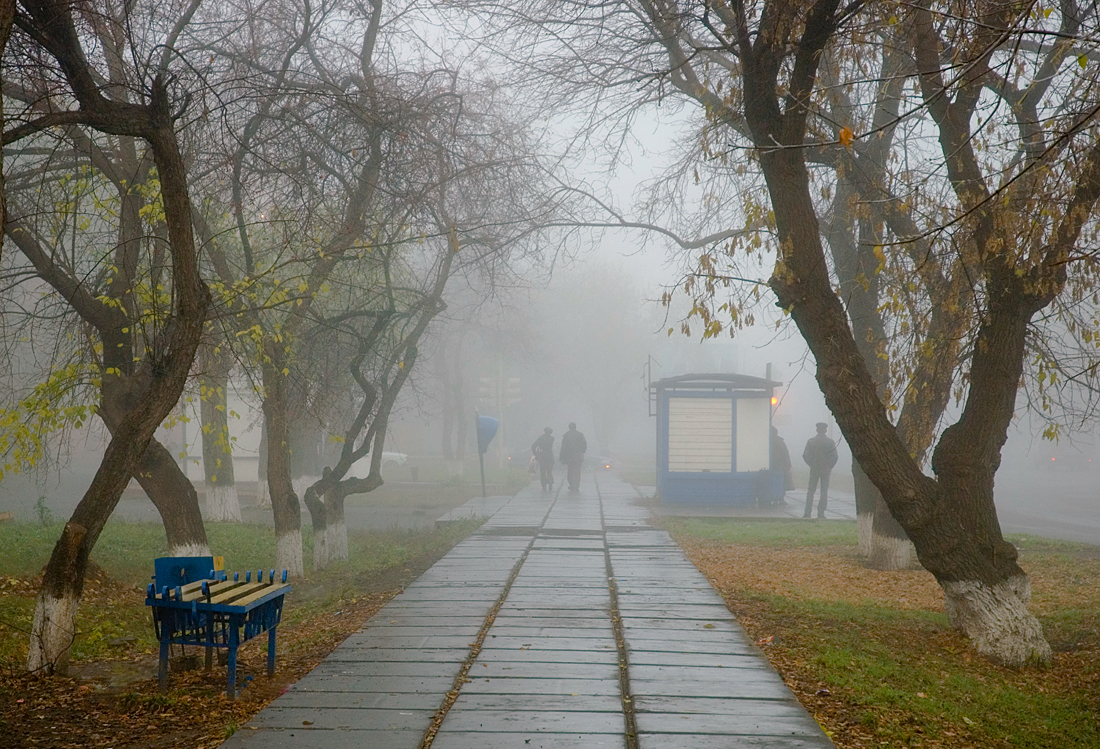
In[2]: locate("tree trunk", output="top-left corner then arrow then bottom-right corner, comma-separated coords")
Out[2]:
453,337 -> 467,459
261,346 -> 303,578
29,66 -> 210,672
867,493 -> 914,571
752,101 -> 1050,665
852,460 -> 874,558
303,484 -> 328,570
304,480 -> 349,572
290,414 -> 322,498
328,487 -> 348,563
0,0 -> 12,265
98,387 -> 210,557
440,340 -> 455,460
257,420 -> 270,507
200,347 -> 240,521
133,438 -> 210,556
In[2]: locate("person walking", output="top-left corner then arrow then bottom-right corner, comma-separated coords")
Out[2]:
531,427 -> 555,491
559,422 -> 587,494
802,422 -> 838,519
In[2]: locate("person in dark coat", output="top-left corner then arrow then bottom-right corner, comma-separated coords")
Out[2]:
531,427 -> 555,491
558,422 -> 587,494
802,422 -> 838,518
771,426 -> 794,495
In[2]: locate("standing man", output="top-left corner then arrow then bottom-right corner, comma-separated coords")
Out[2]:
559,422 -> 587,494
802,422 -> 838,519
531,427 -> 555,491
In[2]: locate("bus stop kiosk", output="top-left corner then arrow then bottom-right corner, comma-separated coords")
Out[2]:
651,373 -> 784,507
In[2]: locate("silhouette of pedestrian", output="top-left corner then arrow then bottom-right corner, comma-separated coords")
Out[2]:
531,427 -> 555,491
559,422 -> 587,494
771,426 -> 793,495
802,422 -> 838,518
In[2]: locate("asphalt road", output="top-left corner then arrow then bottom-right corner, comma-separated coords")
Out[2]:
994,468 -> 1100,546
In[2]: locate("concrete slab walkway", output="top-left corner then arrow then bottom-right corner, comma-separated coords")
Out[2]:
221,475 -> 834,749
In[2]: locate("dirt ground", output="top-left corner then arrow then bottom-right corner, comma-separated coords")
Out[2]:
4,531 -> 1096,748
677,538 -> 1100,749
0,552 -> 443,749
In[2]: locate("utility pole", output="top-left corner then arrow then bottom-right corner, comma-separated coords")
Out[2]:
498,357 -> 505,469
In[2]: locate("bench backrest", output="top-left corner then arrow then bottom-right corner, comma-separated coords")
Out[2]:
153,556 -> 216,588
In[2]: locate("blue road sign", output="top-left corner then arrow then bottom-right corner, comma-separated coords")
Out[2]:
477,415 -> 499,455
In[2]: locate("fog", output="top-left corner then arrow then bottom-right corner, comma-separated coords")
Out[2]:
3,2 -> 1100,553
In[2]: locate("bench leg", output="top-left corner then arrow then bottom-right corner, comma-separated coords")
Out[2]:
227,624 -> 239,701
206,612 -> 214,671
158,640 -> 169,692
267,626 -> 277,676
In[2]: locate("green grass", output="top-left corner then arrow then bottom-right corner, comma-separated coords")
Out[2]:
0,517 -> 482,665
757,593 -> 1100,747
663,516 -> 858,548
668,516 -> 1100,748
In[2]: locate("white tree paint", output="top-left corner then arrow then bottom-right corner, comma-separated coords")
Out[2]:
857,512 -> 873,557
205,484 -> 241,522
27,591 -> 79,675
256,481 -> 271,508
330,519 -> 348,563
276,529 -> 304,579
868,530 -> 914,570
312,519 -> 347,570
942,575 -> 1052,667
312,524 -> 329,570
167,541 -> 212,558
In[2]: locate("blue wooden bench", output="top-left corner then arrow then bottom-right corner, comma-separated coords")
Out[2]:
146,556 -> 290,699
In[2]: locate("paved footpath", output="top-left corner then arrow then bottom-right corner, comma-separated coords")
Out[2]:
221,475 -> 834,749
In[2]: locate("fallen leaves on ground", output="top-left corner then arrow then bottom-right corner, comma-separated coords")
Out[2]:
676,537 -> 1100,749
0,580 -> 402,748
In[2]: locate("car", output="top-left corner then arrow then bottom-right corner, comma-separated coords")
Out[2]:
380,451 -> 408,471
595,456 -> 612,470
350,451 -> 408,478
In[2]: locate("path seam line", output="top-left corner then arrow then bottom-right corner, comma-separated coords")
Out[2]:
597,474 -> 639,749
419,496 -> 556,748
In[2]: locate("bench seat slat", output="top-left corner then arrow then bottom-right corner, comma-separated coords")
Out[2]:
209,582 -> 267,605
228,583 -> 291,609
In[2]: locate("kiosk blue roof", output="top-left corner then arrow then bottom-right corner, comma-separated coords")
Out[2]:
650,373 -> 782,392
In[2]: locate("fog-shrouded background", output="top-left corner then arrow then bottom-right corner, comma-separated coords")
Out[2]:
2,98 -> 1099,547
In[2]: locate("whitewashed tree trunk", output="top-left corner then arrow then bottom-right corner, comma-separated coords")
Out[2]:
857,511 -> 873,557
256,480 -> 271,507
867,528 -> 914,570
27,591 -> 79,674
941,576 -> 1051,666
312,523 -> 330,570
330,518 -> 348,563
167,541 -> 211,558
276,528 -> 304,579
205,483 -> 241,522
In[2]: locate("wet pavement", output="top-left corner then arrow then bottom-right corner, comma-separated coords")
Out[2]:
220,475 -> 834,749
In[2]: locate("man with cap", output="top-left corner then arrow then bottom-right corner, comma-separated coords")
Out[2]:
802,422 -> 838,519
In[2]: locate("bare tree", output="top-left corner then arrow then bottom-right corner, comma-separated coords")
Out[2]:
451,0 -> 1100,665
4,0 -> 211,672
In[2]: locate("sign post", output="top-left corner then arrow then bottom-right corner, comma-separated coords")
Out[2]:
475,412 -> 499,498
